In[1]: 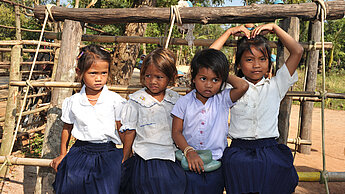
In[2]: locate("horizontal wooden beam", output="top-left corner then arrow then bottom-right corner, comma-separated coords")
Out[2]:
0,48 -> 54,53
34,2 -> 345,24
44,32 -> 333,50
9,81 -> 345,99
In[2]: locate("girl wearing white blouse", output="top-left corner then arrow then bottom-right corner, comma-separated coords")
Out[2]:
210,23 -> 304,194
50,45 -> 126,194
120,48 -> 186,194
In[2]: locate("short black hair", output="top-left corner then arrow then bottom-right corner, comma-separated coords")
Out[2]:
190,48 -> 229,92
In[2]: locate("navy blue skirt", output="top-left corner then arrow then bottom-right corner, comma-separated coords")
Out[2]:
53,140 -> 122,194
184,163 -> 224,194
121,154 -> 186,194
222,138 -> 298,194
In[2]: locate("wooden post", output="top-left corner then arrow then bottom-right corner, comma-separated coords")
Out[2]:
15,5 -> 21,41
277,17 -> 300,144
299,20 -> 321,154
34,20 -> 82,194
0,45 -> 21,177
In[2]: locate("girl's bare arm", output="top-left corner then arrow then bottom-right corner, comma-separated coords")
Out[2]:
228,74 -> 249,102
122,130 -> 135,162
50,123 -> 73,172
210,25 -> 250,50
172,116 -> 204,174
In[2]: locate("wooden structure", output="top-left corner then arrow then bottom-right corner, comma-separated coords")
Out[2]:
0,1 -> 344,193
33,2 -> 345,24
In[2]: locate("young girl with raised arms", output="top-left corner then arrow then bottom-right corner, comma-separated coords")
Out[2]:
50,45 -> 126,194
171,48 -> 249,194
210,23 -> 304,193
120,48 -> 186,194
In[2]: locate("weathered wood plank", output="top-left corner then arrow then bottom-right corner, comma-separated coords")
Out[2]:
34,2 -> 345,24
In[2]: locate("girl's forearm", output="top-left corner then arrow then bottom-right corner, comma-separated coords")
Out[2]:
273,24 -> 303,56
210,29 -> 232,50
123,130 -> 135,159
60,124 -> 73,156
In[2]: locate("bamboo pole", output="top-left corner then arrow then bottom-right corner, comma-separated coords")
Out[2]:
0,45 -> 21,177
0,24 -> 53,33
0,105 -> 50,122
0,48 -> 54,53
0,61 -> 56,65
0,156 -> 51,167
0,125 -> 46,143
298,172 -> 345,182
0,40 -> 59,47
8,81 -> 345,99
44,32 -> 333,50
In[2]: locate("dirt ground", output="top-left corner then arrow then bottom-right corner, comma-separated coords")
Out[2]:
0,69 -> 344,193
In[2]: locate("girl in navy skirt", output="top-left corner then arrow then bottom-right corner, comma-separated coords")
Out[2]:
210,23 -> 304,194
171,49 -> 249,194
120,48 -> 186,194
50,45 -> 126,194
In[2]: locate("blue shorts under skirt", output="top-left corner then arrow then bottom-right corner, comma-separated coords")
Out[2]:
184,164 -> 224,194
121,154 -> 186,194
222,138 -> 298,194
53,140 -> 122,194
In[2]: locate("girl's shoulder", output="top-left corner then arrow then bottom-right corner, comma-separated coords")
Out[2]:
164,88 -> 180,104
128,88 -> 154,107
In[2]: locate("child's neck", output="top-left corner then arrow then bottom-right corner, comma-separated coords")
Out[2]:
195,90 -> 209,105
85,87 -> 103,105
145,88 -> 165,102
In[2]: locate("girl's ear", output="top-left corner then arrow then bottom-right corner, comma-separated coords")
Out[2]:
75,67 -> 81,74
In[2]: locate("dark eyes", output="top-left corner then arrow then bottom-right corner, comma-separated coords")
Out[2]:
200,77 -> 219,82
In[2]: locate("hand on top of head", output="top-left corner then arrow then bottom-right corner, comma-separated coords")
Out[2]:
250,23 -> 275,39
229,23 -> 276,39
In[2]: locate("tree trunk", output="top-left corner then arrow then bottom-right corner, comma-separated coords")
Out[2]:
34,20 -> 82,194
109,0 -> 152,85
277,17 -> 300,145
299,20 -> 321,154
33,1 -> 345,24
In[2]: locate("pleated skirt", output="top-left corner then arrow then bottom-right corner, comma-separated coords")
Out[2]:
222,138 -> 298,194
121,154 -> 186,194
53,140 -> 122,194
184,163 -> 224,194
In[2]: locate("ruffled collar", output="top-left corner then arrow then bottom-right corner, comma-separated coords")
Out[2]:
129,88 -> 179,108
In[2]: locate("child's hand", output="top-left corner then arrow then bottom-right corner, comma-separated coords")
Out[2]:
186,150 -> 204,174
227,25 -> 251,39
50,154 -> 65,172
251,23 -> 276,38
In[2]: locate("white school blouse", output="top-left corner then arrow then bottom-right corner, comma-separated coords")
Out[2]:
229,64 -> 298,140
120,88 -> 180,161
171,89 -> 234,160
61,85 -> 126,144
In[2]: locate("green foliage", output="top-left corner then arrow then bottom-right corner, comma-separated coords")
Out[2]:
295,69 -> 345,110
24,133 -> 44,158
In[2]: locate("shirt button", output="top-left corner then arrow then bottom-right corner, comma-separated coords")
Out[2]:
200,142 -> 203,145
201,109 -> 206,114
200,131 -> 203,134
201,121 -> 205,125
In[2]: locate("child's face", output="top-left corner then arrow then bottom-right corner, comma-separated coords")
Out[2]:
144,64 -> 169,97
193,67 -> 222,103
82,59 -> 109,93
239,46 -> 269,84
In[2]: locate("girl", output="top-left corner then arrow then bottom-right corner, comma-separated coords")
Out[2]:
210,23 -> 304,194
171,48 -> 249,194
120,48 -> 186,194
50,45 -> 126,194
